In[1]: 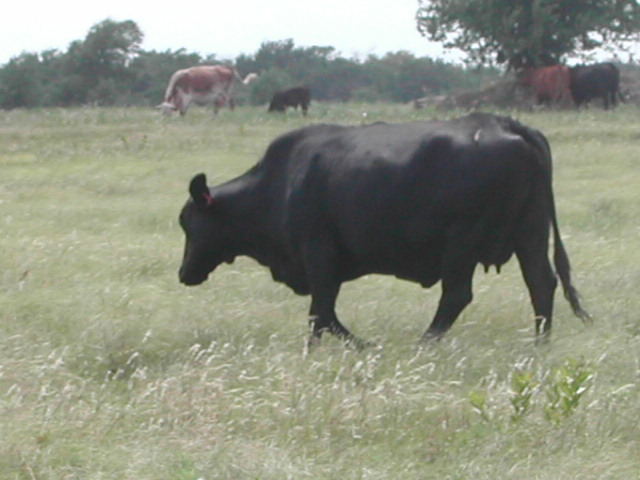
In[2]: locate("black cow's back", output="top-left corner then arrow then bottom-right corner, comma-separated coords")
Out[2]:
263,114 -> 537,284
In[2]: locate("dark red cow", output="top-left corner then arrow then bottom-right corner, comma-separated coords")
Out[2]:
521,66 -> 571,106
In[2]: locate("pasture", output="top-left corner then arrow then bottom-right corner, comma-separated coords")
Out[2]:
1,104 -> 639,479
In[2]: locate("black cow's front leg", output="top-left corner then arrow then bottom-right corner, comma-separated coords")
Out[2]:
303,242 -> 367,349
308,288 -> 352,344
307,284 -> 370,349
421,263 -> 475,342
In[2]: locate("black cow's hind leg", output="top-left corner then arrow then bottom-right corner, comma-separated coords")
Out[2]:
516,236 -> 558,337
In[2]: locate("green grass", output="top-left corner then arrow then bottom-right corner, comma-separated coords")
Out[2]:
1,104 -> 639,479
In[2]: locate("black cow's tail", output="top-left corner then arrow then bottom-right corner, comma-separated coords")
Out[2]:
550,203 -> 591,323
506,117 -> 591,323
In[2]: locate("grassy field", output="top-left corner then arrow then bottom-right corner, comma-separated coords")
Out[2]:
1,103 -> 639,479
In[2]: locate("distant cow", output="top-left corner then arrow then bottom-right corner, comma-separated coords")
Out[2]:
158,65 -> 257,116
178,113 -> 589,348
520,65 -> 572,106
268,87 -> 311,116
570,63 -> 621,109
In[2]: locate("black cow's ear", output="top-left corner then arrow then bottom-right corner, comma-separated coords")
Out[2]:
189,173 -> 213,207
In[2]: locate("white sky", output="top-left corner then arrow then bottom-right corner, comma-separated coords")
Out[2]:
0,0 -> 463,66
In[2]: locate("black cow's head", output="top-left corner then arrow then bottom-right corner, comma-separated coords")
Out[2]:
268,93 -> 285,112
178,173 -> 235,286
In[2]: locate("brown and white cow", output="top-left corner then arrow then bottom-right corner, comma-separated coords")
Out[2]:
158,65 -> 257,116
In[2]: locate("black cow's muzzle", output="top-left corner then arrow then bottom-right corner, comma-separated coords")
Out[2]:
178,268 -> 208,286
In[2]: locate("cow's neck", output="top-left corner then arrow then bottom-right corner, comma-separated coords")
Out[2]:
215,176 -> 286,269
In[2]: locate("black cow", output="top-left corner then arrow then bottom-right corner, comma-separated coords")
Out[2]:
268,87 -> 311,116
570,63 -> 621,109
179,113 -> 589,347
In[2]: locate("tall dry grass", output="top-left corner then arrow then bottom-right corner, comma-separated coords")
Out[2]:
1,104 -> 639,479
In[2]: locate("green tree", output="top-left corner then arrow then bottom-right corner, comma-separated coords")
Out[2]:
238,39 -> 351,103
0,53 -> 44,108
78,19 -> 143,77
0,50 -> 71,108
417,0 -> 640,69
64,19 -> 143,104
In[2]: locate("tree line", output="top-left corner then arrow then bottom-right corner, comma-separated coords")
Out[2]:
0,19 -> 500,110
